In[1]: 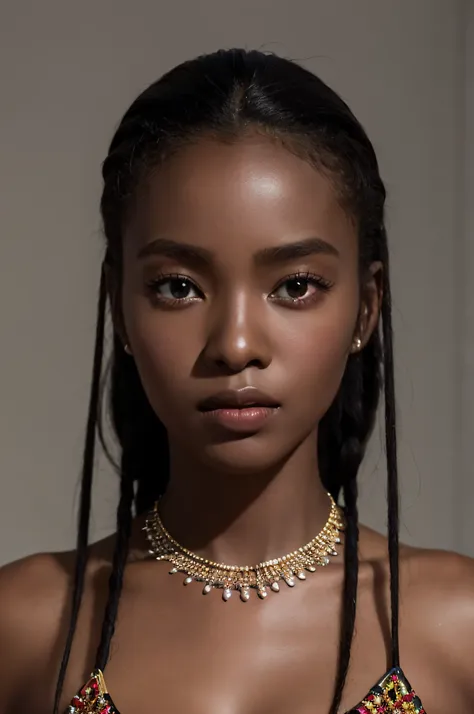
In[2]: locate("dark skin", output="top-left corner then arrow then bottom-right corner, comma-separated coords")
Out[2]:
1,135 -> 474,714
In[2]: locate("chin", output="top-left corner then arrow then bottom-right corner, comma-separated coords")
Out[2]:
198,435 -> 288,477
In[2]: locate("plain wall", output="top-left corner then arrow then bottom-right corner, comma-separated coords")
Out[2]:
0,0 -> 468,565
459,0 -> 474,555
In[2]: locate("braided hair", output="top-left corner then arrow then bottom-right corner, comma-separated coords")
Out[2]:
54,49 -> 399,714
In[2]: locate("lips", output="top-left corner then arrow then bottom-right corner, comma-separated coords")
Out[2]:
197,388 -> 280,434
197,387 -> 280,412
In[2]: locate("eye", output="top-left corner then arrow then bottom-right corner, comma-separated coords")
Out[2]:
271,273 -> 333,304
147,274 -> 203,303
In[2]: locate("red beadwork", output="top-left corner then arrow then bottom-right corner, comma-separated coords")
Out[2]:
80,677 -> 99,700
66,666 -> 425,714
98,704 -> 113,714
355,668 -> 425,714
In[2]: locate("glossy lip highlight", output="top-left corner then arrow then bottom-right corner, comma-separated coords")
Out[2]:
197,387 -> 281,434
197,387 -> 280,412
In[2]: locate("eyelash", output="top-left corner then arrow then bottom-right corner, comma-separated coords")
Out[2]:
145,271 -> 334,308
271,272 -> 334,307
145,273 -> 204,307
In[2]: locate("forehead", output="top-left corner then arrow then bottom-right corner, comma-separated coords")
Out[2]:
124,136 -> 357,260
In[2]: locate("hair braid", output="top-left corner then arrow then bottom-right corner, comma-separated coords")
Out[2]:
94,469 -> 134,671
380,229 -> 400,667
94,339 -> 169,670
326,336 -> 381,712
53,267 -> 107,713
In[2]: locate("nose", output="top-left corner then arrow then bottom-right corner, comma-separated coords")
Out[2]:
202,290 -> 272,374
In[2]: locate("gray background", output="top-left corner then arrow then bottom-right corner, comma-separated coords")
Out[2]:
1,0 -> 472,565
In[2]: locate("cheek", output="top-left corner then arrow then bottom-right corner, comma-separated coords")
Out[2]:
279,293 -> 358,417
123,299 -> 199,421
285,327 -> 349,413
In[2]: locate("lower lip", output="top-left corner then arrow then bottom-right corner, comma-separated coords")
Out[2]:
200,406 -> 279,432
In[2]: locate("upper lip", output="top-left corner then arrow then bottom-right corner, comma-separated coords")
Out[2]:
198,387 -> 280,411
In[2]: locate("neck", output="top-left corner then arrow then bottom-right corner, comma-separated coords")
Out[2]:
158,433 -> 331,566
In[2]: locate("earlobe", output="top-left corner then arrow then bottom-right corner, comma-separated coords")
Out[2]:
351,337 -> 362,353
350,304 -> 368,353
356,262 -> 383,348
359,304 -> 369,335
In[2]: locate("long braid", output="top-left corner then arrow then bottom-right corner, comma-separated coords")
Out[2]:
380,230 -> 400,667
326,336 -> 381,713
93,339 -> 169,671
94,469 -> 134,670
333,483 -> 359,713
53,266 -> 107,714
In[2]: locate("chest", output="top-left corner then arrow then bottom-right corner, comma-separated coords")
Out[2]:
60,569 -> 389,714
50,565 -> 457,714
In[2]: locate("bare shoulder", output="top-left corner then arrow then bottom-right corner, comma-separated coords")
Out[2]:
0,551 -> 74,712
360,525 -> 474,607
401,544 -> 474,626
0,533 -> 118,714
401,546 -> 474,695
0,550 -> 74,643
361,526 -> 474,694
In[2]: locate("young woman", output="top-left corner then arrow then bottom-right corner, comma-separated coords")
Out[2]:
1,48 -> 473,714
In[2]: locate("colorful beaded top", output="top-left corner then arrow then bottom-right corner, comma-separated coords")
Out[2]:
347,668 -> 425,714
65,666 -> 425,714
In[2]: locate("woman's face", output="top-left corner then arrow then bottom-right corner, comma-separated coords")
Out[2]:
121,136 -> 373,474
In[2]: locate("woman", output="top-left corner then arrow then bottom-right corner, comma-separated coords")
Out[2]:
0,48 -> 473,714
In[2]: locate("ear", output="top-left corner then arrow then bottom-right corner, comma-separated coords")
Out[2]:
104,262 -> 130,352
351,261 -> 383,353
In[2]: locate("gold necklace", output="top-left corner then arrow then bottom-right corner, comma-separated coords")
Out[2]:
144,494 -> 345,601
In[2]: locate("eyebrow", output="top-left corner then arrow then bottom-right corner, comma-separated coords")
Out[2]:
137,237 -> 213,266
137,235 -> 339,266
254,236 -> 339,265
